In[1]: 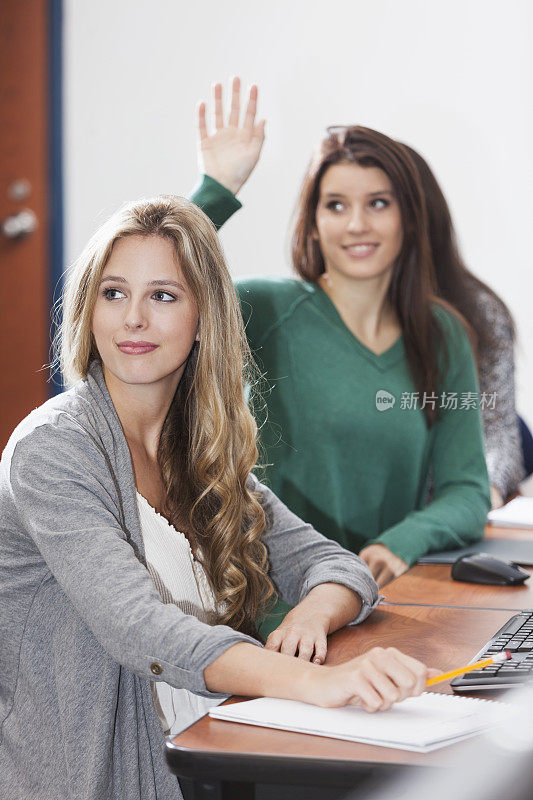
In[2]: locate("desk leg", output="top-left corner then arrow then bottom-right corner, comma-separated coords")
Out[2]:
190,780 -> 254,800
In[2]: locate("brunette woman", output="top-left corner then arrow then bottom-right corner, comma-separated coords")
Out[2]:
192,80 -> 490,602
0,195 -> 433,800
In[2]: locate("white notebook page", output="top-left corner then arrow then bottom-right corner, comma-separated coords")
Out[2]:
209,693 -> 510,753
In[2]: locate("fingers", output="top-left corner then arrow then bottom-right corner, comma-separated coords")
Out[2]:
367,648 -> 428,704
279,631 -> 303,658
376,561 -> 406,588
376,647 -> 427,700
313,646 -> 431,713
298,634 -> 327,663
358,650 -> 404,710
361,553 -> 388,586
265,628 -> 301,658
228,76 -> 240,127
364,671 -> 401,711
213,82 -> 224,130
205,79 -> 262,141
374,565 -> 394,588
253,118 -> 267,142
340,648 -> 430,713
280,630 -> 315,661
386,648 -> 431,689
296,636 -> 316,662
264,629 -> 283,652
313,637 -> 328,665
346,674 -> 383,713
243,84 -> 258,132
197,101 -> 208,141
359,545 -> 406,588
358,547 -> 376,572
265,627 -> 327,663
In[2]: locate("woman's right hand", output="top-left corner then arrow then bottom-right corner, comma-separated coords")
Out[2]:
299,647 -> 438,713
197,77 -> 266,196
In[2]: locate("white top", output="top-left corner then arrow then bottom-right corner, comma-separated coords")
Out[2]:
136,492 -> 226,735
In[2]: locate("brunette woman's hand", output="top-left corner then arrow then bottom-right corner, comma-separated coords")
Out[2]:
197,76 -> 266,196
358,544 -> 408,588
299,647 -> 439,712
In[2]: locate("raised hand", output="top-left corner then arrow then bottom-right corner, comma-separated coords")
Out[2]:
197,77 -> 266,196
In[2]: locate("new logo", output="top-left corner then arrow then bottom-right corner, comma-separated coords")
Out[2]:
375,390 -> 396,411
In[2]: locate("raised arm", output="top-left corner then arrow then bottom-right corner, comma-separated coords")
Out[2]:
197,76 -> 266,195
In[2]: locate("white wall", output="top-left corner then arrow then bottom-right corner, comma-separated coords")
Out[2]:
64,0 -> 533,425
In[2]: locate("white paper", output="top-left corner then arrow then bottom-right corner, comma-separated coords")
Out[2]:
209,693 -> 510,753
488,497 -> 533,529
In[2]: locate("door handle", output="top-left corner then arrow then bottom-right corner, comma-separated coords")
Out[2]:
2,208 -> 38,239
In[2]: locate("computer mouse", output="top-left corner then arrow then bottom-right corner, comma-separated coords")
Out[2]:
451,552 -> 530,586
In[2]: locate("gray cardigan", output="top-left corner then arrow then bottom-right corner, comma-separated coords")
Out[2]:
0,360 -> 378,800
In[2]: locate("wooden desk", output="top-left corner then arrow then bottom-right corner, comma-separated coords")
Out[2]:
383,525 -> 533,610
485,524 -> 533,541
165,606 -> 516,798
382,564 -> 533,609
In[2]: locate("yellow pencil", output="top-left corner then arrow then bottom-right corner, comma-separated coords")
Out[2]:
426,650 -> 511,686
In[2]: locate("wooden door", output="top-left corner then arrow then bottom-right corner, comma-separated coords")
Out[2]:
0,0 -> 51,449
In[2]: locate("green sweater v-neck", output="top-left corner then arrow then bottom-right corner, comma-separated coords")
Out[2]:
191,176 -> 490,568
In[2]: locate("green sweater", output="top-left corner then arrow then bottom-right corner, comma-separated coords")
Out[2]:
191,175 -> 490,568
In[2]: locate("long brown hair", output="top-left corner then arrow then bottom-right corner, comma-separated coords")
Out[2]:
56,195 -> 275,635
402,143 -> 516,363
291,125 -> 446,425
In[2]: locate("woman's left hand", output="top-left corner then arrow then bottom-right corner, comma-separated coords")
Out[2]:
265,607 -> 329,664
265,583 -> 363,663
359,544 -> 408,588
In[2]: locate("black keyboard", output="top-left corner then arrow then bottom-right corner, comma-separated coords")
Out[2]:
452,611 -> 533,691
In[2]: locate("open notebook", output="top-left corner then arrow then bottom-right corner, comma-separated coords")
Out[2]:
209,693 -> 510,753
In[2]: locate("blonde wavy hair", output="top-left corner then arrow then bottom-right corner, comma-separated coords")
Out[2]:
55,195 -> 275,635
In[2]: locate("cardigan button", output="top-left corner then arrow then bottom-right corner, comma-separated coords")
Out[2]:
150,662 -> 163,675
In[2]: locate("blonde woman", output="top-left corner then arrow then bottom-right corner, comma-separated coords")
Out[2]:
0,196 -> 434,800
